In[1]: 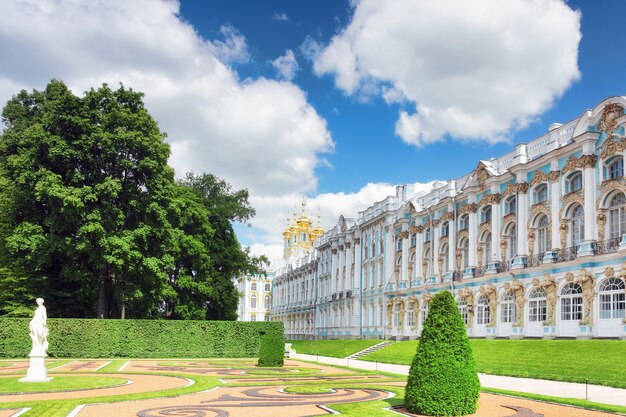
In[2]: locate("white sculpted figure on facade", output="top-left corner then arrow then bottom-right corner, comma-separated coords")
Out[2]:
29,298 -> 49,356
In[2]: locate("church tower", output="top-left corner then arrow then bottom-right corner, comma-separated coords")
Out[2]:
282,201 -> 323,260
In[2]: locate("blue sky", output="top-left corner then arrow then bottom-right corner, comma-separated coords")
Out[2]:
1,0 -> 625,260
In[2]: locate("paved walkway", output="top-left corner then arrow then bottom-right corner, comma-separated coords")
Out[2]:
291,353 -> 626,408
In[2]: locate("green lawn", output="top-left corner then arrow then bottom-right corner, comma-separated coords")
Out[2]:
360,339 -> 626,389
0,376 -> 127,394
287,339 -> 383,358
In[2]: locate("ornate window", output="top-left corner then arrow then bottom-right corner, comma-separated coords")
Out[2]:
251,295 -> 257,309
410,233 -> 416,247
396,237 -> 402,251
482,232 -> 492,265
407,304 -> 416,327
264,295 -> 271,308
599,278 -> 626,319
535,184 -> 548,204
264,283 -> 271,292
372,242 -> 377,257
440,243 -> 449,272
608,192 -> 626,239
560,283 -> 583,321
569,204 -> 584,246
393,303 -> 400,326
458,300 -> 469,325
250,282 -> 257,291
476,295 -> 490,325
505,223 -> 517,260
536,215 -> 550,254
481,206 -> 492,223
458,238 -> 469,270
608,157 -> 624,180
459,214 -> 469,231
421,302 -> 429,325
441,221 -> 449,237
528,287 -> 547,322
424,228 -> 431,243
504,196 -> 516,215
500,291 -> 515,323
409,252 -> 416,277
423,249 -> 431,277
568,172 -> 582,193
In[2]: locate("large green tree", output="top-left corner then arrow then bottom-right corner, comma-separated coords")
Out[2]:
0,80 -> 263,319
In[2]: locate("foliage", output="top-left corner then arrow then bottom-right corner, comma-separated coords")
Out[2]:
405,291 -> 479,416
286,339 -> 383,358
257,331 -> 284,367
0,318 -> 283,358
0,80 -> 265,319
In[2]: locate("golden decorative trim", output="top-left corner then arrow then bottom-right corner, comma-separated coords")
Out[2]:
574,269 -> 595,325
440,211 -> 455,222
478,284 -> 497,327
596,178 -> 626,209
459,203 -> 478,215
599,103 -> 624,136
398,231 -> 409,239
530,170 -> 549,187
562,154 -> 597,174
479,193 -> 501,206
503,279 -> 525,326
597,209 -> 607,242
549,170 -> 560,182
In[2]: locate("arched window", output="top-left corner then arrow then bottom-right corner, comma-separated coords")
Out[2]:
424,228 -> 431,243
250,282 -> 257,291
568,172 -> 583,193
482,232 -> 492,265
440,243 -> 449,272
599,278 -> 626,319
560,283 -> 583,321
264,283 -> 271,292
608,192 -> 626,239
501,291 -> 515,323
264,295 -> 271,308
535,184 -> 548,204
458,238 -> 469,270
528,287 -> 547,322
505,223 -> 517,260
476,295 -> 490,325
459,214 -> 469,231
421,302 -> 429,324
393,303 -> 400,326
569,204 -> 584,246
458,300 -> 469,325
407,304 -> 416,327
505,196 -> 516,215
372,242 -> 376,257
608,157 -> 624,179
481,206 -> 492,223
536,215 -> 550,254
251,295 -> 257,309
423,249 -> 431,277
441,221 -> 449,237
410,233 -> 416,247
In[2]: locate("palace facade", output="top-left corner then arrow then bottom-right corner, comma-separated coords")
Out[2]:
271,97 -> 626,340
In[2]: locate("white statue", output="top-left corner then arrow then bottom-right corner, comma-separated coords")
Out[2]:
29,298 -> 49,356
21,297 -> 52,382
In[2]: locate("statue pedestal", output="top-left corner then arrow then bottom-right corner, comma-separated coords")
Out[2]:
20,353 -> 52,382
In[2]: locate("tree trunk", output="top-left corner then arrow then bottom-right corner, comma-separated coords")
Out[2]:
97,266 -> 107,318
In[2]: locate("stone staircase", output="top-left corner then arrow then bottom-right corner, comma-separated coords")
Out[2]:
347,341 -> 391,359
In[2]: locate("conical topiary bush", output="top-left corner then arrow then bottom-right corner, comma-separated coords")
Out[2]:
257,331 -> 284,367
405,290 -> 480,416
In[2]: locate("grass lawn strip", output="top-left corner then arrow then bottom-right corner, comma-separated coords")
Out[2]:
0,376 -> 127,394
360,339 -> 626,389
288,339 -> 383,358
282,385 -> 335,394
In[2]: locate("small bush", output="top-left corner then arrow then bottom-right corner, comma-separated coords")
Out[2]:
257,331 -> 284,367
405,291 -> 480,416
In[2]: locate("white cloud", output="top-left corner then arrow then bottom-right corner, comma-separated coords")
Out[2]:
271,49 -> 300,81
0,0 -> 333,201
272,12 -> 289,22
312,0 -> 581,146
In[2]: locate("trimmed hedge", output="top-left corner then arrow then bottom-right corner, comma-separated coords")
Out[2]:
257,331 -> 284,367
0,318 -> 283,358
405,291 -> 480,416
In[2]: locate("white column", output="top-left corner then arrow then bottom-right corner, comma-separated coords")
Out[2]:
338,246 -> 345,291
354,239 -> 361,290
415,228 -> 424,278
385,223 -> 395,286
447,207 -> 456,273
468,197 -> 478,267
517,187 -> 529,256
583,163 -> 596,241
550,169 -> 561,250
401,231 -> 409,282
330,248 -> 337,293
432,222 -> 440,276
491,187 -> 501,264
